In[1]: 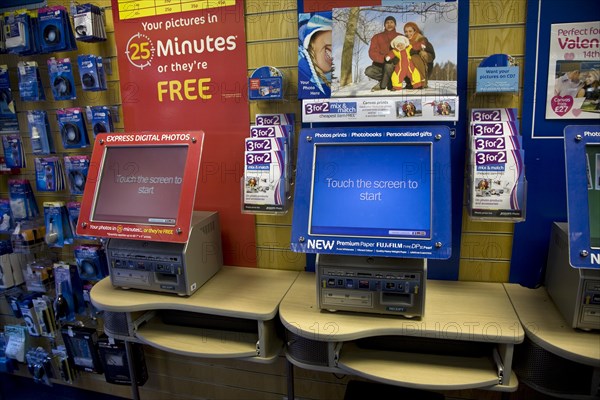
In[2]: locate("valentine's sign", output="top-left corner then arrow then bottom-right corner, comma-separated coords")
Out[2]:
545,21 -> 600,120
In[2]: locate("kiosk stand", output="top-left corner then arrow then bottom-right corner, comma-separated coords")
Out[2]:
78,132 -> 220,399
508,125 -> 600,399
290,126 -> 452,318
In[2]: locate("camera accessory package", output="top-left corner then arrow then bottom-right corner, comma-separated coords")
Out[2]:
98,339 -> 148,386
0,65 -> 18,133
0,332 -> 17,373
74,244 -> 108,282
26,347 -> 54,386
1,135 -> 25,168
8,179 -> 39,220
4,10 -> 40,55
17,61 -> 45,101
53,262 -> 85,322
64,155 -> 89,195
0,244 -> 24,289
44,201 -> 73,247
73,4 -> 107,42
77,54 -> 107,91
48,58 -> 76,101
52,345 -> 76,383
0,199 -> 14,233
35,157 -> 65,192
61,324 -> 104,373
23,258 -> 54,293
4,325 -> 28,363
21,295 -> 57,338
88,105 -> 114,136
67,201 -> 94,240
57,108 -> 89,149
37,6 -> 77,53
27,110 -> 55,154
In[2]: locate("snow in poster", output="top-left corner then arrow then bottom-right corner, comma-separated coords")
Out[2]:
331,3 -> 458,98
298,2 -> 458,100
546,21 -> 600,120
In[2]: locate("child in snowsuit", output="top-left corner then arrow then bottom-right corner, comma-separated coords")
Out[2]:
385,35 -> 422,90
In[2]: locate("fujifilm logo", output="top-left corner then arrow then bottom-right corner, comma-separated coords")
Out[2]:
307,239 -> 335,250
592,253 -> 600,265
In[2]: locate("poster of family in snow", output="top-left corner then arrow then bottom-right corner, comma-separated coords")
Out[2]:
298,1 -> 458,122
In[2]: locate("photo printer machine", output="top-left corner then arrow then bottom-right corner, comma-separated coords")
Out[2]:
106,211 -> 223,296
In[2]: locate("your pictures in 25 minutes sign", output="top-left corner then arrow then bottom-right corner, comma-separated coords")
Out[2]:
110,1 -> 255,267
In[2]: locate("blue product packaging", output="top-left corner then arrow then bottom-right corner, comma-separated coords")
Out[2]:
17,61 -> 45,101
27,110 -> 55,155
44,202 -> 73,248
0,199 -> 14,233
0,65 -> 19,133
64,155 -> 89,195
1,135 -> 25,168
67,202 -> 93,240
38,6 -> 77,53
35,157 -> 65,192
248,66 -> 284,100
57,108 -> 89,149
78,55 -> 105,91
89,106 -> 114,136
74,245 -> 108,281
48,58 -> 76,101
8,179 -> 39,220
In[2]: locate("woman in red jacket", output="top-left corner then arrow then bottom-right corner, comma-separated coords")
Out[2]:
403,22 -> 435,88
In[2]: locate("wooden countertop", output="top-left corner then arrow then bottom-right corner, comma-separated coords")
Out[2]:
280,273 -> 524,344
504,283 -> 600,367
91,266 -> 299,321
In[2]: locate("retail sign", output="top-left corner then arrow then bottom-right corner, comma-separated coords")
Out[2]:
297,1 -> 459,122
110,1 -> 256,264
546,21 -> 600,120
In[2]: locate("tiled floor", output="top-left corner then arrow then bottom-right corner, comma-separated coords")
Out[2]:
0,373 -> 124,400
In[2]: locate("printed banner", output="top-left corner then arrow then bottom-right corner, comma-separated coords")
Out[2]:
298,1 -> 459,122
546,21 -> 600,120
111,1 -> 255,265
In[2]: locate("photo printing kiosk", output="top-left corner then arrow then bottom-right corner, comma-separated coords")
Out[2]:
291,126 -> 452,318
77,132 -> 222,296
546,125 -> 600,330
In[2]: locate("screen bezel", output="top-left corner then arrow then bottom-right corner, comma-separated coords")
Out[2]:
307,142 -> 433,240
564,125 -> 600,268
290,126 -> 452,260
77,132 -> 204,243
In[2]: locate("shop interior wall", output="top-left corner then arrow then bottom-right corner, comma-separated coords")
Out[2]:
0,1 -> 532,399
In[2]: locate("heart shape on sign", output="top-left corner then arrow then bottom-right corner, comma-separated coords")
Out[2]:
551,95 -> 574,116
564,53 -> 575,60
572,108 -> 582,117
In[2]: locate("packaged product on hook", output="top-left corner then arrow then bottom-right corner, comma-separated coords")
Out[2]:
1,135 -> 25,168
8,179 -> 39,220
17,61 -> 45,101
27,110 -> 55,155
48,58 -> 76,101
